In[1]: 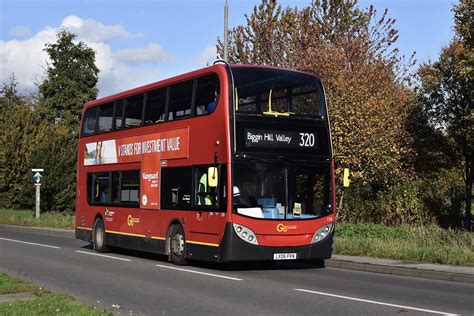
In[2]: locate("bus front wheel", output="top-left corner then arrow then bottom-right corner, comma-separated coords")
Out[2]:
93,218 -> 109,253
169,225 -> 188,266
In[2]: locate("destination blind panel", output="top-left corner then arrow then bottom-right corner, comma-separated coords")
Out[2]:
235,121 -> 330,156
245,129 -> 316,149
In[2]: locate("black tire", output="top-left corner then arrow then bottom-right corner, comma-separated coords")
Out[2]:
93,218 -> 109,253
169,225 -> 188,266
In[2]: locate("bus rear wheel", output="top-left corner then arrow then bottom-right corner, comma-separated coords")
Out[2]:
93,218 -> 109,253
169,225 -> 188,266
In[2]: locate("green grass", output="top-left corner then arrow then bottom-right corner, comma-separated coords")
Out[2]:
0,273 -> 41,295
0,209 -> 74,230
0,273 -> 109,315
334,223 -> 474,266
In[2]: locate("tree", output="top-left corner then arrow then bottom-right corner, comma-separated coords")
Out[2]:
38,29 -> 99,130
416,0 -> 473,229
0,81 -> 44,208
35,29 -> 99,212
217,0 -> 414,186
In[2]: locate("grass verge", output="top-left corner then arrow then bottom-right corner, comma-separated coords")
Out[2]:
0,209 -> 74,230
334,223 -> 474,266
0,272 -> 109,315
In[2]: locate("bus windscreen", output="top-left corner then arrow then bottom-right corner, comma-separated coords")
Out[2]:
231,67 -> 325,118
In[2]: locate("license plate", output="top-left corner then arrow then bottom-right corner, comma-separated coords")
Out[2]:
273,253 -> 297,260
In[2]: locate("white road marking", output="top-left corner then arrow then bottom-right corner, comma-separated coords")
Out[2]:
155,264 -> 242,281
75,250 -> 131,262
0,237 -> 60,249
294,289 -> 458,316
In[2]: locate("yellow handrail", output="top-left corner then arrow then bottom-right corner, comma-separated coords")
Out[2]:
263,89 -> 294,117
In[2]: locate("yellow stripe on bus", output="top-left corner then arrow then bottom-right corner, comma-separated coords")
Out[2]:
186,240 -> 219,247
76,227 -> 93,231
83,229 -> 214,247
105,230 -> 146,238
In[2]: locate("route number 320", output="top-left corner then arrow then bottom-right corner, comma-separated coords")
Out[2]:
299,132 -> 316,147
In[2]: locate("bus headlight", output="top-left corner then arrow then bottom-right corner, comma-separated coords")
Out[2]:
233,223 -> 258,245
311,223 -> 334,244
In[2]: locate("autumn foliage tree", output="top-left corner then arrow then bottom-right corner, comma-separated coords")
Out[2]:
217,0 -> 414,187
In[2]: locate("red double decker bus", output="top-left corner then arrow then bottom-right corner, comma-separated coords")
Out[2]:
75,63 -> 336,265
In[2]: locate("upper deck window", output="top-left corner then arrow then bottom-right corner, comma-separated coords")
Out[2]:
80,71 -> 220,137
168,80 -> 193,120
124,94 -> 144,128
232,67 -> 325,119
194,74 -> 220,116
144,87 -> 167,125
98,102 -> 114,133
82,107 -> 97,136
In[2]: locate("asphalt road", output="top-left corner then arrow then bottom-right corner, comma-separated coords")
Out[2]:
0,229 -> 473,315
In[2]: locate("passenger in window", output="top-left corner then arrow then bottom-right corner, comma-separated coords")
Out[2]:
207,89 -> 219,113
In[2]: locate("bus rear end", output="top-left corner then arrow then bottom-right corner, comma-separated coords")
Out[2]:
221,65 -> 335,262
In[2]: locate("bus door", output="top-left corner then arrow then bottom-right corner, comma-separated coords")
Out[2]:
188,165 -> 226,258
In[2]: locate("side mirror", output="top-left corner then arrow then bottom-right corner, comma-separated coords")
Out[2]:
208,167 -> 218,188
343,168 -> 351,188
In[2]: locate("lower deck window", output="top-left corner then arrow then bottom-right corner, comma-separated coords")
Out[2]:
160,167 -> 192,209
87,170 -> 140,206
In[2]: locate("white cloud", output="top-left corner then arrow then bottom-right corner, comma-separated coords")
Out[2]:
193,45 -> 218,67
60,16 -> 143,42
115,43 -> 175,64
9,26 -> 32,38
0,16 -> 171,97
0,27 -> 56,93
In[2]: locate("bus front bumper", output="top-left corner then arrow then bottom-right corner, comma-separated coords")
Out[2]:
218,223 -> 334,262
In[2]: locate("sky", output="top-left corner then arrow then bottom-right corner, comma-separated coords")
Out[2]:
0,0 -> 455,97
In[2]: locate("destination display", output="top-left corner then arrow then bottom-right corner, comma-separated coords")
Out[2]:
245,129 -> 317,149
235,120 -> 330,156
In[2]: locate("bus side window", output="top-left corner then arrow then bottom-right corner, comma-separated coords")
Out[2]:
168,80 -> 193,120
161,167 -> 192,209
124,94 -> 144,128
87,173 -> 94,202
195,74 -> 220,116
121,170 -> 140,205
93,172 -> 110,204
144,87 -> 167,125
97,102 -> 114,133
82,107 -> 97,136
114,99 -> 124,130
112,171 -> 120,204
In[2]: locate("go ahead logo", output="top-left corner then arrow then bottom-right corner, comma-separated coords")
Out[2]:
127,215 -> 140,227
276,223 -> 297,232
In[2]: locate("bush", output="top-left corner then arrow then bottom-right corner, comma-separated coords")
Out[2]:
338,170 -> 465,227
376,178 -> 431,225
338,185 -> 378,223
421,169 -> 464,228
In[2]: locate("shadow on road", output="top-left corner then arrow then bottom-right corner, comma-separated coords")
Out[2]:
79,244 -> 325,271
